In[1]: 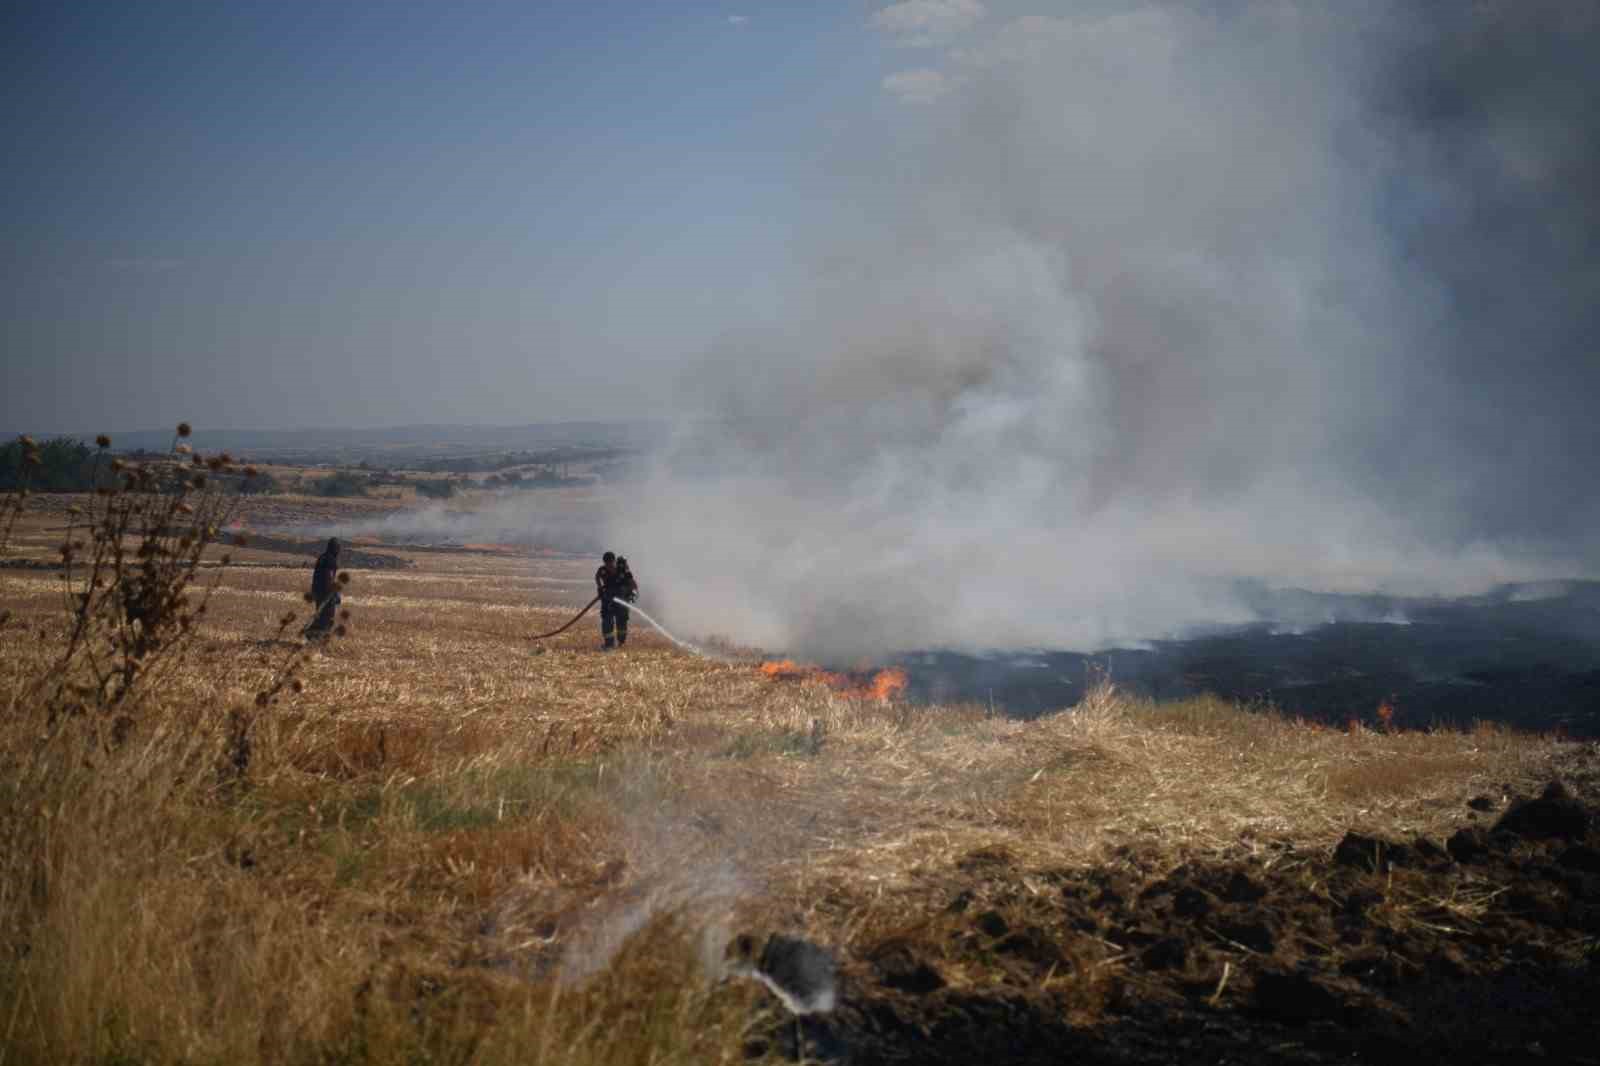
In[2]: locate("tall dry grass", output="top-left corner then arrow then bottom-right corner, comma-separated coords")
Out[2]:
0,435 -> 756,1065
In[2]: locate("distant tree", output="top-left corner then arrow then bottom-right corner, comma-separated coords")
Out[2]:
414,478 -> 456,499
310,471 -> 371,497
0,437 -> 97,491
234,470 -> 282,495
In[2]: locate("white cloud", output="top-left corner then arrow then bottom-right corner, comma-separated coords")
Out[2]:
727,14 -> 748,26
954,11 -> 1173,71
872,0 -> 986,47
881,67 -> 956,103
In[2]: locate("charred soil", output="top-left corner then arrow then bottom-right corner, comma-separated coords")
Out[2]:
750,768 -> 1600,1065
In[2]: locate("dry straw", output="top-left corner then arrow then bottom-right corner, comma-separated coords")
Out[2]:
0,438 -> 1579,1064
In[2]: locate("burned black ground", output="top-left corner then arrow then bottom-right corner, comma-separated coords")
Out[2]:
900,581 -> 1600,737
744,749 -> 1600,1065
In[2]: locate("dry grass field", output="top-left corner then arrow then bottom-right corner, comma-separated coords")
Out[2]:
2,490 -> 1597,1065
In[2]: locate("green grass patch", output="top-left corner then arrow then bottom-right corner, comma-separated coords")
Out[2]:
718,728 -> 823,760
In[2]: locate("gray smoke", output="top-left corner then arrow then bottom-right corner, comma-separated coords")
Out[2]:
316,496 -> 601,555
618,1 -> 1599,659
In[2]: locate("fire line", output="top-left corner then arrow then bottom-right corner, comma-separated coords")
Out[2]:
759,660 -> 908,702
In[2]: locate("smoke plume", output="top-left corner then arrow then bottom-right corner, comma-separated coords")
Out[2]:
617,1 -> 1599,659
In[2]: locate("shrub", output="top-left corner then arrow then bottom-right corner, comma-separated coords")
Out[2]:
414,478 -> 457,499
234,469 -> 282,494
1,432 -> 304,726
311,470 -> 371,497
0,435 -> 97,492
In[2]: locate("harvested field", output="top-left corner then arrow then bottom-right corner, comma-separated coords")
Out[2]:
1,504 -> 1596,1065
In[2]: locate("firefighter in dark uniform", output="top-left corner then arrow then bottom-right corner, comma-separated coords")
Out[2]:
304,537 -> 341,639
596,551 -> 639,649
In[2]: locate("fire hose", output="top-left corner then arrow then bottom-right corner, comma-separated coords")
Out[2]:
542,594 -> 709,655
453,596 -> 599,644
525,594 -> 600,640
532,595 -> 713,656
465,593 -> 715,657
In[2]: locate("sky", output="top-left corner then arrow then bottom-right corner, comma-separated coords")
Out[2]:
2,2 -> 893,432
5,1 -> 1599,653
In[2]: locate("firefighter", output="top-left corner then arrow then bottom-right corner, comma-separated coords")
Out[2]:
595,550 -> 639,649
303,537 -> 341,639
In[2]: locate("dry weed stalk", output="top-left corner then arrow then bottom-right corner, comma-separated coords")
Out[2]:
0,426 -> 366,1062
2,428 -> 344,760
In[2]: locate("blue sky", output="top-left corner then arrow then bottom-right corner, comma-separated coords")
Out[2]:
2,2 -> 913,432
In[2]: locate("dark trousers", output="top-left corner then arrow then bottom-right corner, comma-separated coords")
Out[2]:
305,592 -> 340,638
600,599 -> 629,647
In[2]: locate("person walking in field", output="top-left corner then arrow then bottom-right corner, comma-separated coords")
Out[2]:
303,537 -> 341,640
595,550 -> 639,650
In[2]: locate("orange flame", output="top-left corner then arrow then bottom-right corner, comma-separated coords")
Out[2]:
760,660 -> 806,680
757,661 -> 908,702
864,667 -> 909,702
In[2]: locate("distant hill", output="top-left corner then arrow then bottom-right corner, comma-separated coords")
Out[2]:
15,421 -> 671,464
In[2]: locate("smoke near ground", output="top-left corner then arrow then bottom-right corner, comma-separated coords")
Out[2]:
319,496 -> 601,555
608,1 -> 1600,660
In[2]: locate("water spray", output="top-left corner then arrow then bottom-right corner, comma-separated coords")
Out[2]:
504,591 -> 719,658
611,598 -> 718,658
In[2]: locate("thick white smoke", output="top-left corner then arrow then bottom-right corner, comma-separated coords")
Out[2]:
611,2 -> 1597,659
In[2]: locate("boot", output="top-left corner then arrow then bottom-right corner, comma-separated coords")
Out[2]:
602,636 -> 616,651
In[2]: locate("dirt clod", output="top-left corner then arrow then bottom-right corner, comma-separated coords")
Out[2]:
1172,886 -> 1214,917
1140,936 -> 1187,971
1252,968 -> 1347,1024
974,910 -> 1009,938
1333,831 -> 1416,872
1559,844 -> 1600,873
1447,826 -> 1491,863
871,946 -> 945,995
1495,780 -> 1589,840
769,778 -> 1600,1065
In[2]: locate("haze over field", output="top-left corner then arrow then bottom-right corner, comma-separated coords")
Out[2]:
621,2 -> 1600,656
6,2 -> 1598,656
